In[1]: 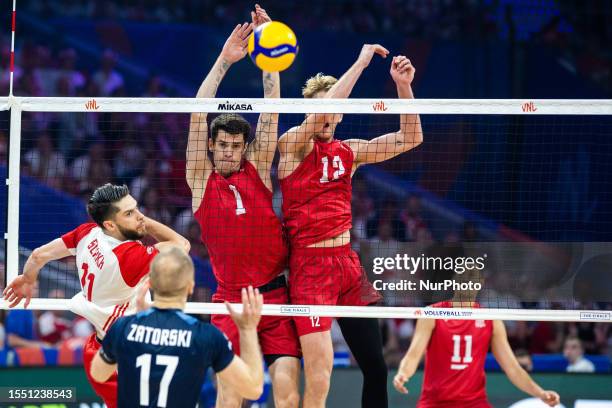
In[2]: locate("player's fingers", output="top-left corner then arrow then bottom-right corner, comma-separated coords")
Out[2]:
253,288 -> 263,314
238,22 -> 248,36
247,285 -> 256,311
373,44 -> 390,57
225,301 -> 237,318
549,392 -> 560,406
241,22 -> 254,38
241,287 -> 248,309
6,291 -> 18,303
24,294 -> 31,309
392,376 -> 408,394
229,24 -> 241,38
9,295 -> 22,308
398,60 -> 412,72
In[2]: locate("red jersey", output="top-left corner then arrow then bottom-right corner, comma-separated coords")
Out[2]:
280,139 -> 353,247
195,160 -> 288,291
419,302 -> 493,408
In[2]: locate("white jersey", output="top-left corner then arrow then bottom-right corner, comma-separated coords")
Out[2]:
61,223 -> 158,338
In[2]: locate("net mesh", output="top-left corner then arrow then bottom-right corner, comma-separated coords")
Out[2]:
4,98 -> 612,321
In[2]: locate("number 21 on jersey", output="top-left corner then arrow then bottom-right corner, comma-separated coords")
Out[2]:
320,156 -> 345,183
80,263 -> 95,301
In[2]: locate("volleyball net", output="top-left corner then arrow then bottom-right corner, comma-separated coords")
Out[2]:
1,96 -> 612,322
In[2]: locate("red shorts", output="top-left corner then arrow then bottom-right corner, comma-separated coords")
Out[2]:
418,398 -> 491,408
211,286 -> 300,358
83,334 -> 117,408
288,244 -> 382,337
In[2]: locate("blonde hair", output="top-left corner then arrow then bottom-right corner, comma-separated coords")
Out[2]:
149,247 -> 194,298
302,73 -> 338,98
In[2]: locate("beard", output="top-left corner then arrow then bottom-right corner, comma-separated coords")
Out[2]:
117,224 -> 146,241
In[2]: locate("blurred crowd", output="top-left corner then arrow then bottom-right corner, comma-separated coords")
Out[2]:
21,0 -> 496,38
2,0 -> 608,96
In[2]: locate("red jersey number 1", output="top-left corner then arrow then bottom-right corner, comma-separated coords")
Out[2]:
80,263 -> 95,301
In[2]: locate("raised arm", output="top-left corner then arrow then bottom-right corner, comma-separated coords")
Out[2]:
347,56 -> 423,171
246,5 -> 279,189
278,44 -> 389,162
3,238 -> 71,308
393,318 -> 435,394
187,23 -> 253,213
145,216 -> 191,253
327,43 -> 389,99
491,321 -> 560,407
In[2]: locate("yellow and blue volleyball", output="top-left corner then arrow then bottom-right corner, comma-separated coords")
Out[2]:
248,21 -> 298,72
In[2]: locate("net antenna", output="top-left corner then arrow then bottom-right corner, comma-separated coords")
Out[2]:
9,0 -> 16,96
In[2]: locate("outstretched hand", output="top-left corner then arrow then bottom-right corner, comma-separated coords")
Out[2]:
392,372 -> 410,394
539,390 -> 560,407
221,22 -> 253,64
356,44 -> 389,69
3,275 -> 36,308
390,55 -> 415,86
225,286 -> 263,330
251,4 -> 271,27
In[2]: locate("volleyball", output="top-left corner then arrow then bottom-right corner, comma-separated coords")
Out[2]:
248,21 -> 298,72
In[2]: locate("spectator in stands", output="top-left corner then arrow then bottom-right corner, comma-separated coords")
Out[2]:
38,290 -> 72,345
93,49 -> 124,96
462,220 -> 480,242
69,141 -> 109,193
515,349 -> 534,372
0,130 -> 7,164
143,74 -> 167,97
0,313 -> 5,349
399,194 -> 430,242
529,322 -> 563,354
185,220 -> 208,260
23,131 -> 67,189
351,190 -> 374,243
567,322 -> 598,354
564,336 -> 595,373
4,308 -> 50,349
139,187 -> 172,226
57,48 -> 86,94
129,158 -> 157,202
367,198 -> 405,241
113,127 -> 145,183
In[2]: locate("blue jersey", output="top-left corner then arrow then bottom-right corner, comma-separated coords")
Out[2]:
101,307 -> 234,408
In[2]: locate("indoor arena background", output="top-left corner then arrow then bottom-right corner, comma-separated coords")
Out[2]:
0,1 -> 611,407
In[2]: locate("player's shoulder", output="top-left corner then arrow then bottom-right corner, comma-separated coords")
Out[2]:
112,240 -> 155,257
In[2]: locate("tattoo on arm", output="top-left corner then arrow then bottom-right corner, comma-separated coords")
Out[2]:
212,60 -> 231,95
263,72 -> 275,97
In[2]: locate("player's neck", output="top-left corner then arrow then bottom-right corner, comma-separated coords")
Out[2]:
153,298 -> 186,310
102,228 -> 125,242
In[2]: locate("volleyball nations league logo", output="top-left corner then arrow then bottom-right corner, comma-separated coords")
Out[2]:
85,99 -> 100,110
521,101 -> 537,112
372,101 -> 388,112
